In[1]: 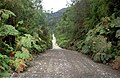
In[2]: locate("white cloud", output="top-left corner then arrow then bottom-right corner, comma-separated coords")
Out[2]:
42,0 -> 71,12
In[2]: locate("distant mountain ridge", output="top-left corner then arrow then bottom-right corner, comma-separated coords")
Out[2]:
47,8 -> 67,31
51,8 -> 67,17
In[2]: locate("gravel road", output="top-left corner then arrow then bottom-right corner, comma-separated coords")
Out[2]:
14,49 -> 120,78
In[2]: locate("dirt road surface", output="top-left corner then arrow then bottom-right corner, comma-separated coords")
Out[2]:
12,49 -> 120,78
11,35 -> 120,78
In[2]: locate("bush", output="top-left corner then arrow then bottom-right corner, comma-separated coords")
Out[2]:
0,9 -> 52,76
0,54 -> 11,77
79,17 -> 120,63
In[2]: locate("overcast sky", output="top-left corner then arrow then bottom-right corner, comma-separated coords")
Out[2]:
42,0 -> 72,12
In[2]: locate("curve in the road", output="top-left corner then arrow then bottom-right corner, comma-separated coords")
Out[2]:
52,34 -> 61,49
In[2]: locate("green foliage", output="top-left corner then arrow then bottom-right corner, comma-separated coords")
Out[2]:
55,0 -> 120,65
81,45 -> 91,54
110,17 -> 120,28
20,34 -> 32,49
32,38 -> 47,52
91,36 -> 111,53
0,42 -> 13,55
0,25 -> 19,37
0,0 -> 52,76
93,53 -> 111,63
0,9 -> 17,77
0,9 -> 18,38
76,40 -> 84,50
55,34 -> 69,48
55,0 -> 89,49
15,47 -> 32,61
85,0 -> 120,29
116,30 -> 120,38
0,9 -> 16,20
80,17 -> 120,63
20,33 -> 49,52
18,20 -> 23,25
81,33 -> 112,56
0,54 -> 11,77
80,17 -> 120,62
59,39 -> 69,48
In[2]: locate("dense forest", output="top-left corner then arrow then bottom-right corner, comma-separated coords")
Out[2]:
0,0 -> 52,77
1,0 -> 120,77
55,0 -> 120,67
47,8 -> 66,33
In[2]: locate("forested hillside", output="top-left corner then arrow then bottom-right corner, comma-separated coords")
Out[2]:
1,0 -> 120,77
55,0 -> 120,66
47,8 -> 66,32
0,0 -> 52,77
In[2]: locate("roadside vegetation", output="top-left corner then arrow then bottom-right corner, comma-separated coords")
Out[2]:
0,0 -> 52,77
1,0 -> 120,77
55,0 -> 120,68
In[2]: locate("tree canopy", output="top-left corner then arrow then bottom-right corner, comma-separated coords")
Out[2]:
0,0 -> 52,76
55,0 -> 120,64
